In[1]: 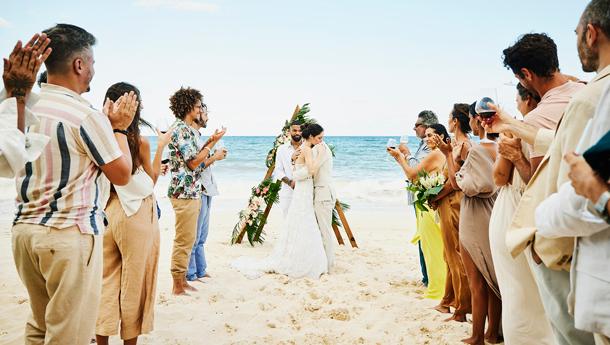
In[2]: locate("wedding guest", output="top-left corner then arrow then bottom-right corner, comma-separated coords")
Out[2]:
502,32 -> 585,182
429,106 -> 473,322
167,87 -> 224,295
388,124 -> 447,301
435,104 -> 501,345
400,110 -> 439,287
11,24 -> 136,344
536,83 -> 610,345
488,84 -> 556,345
533,3 -> 610,342
1,34 -> 51,178
95,83 -> 170,345
485,2 -> 610,344
187,104 -> 227,282
273,120 -> 303,217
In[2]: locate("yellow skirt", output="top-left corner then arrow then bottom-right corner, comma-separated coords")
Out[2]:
411,207 -> 447,300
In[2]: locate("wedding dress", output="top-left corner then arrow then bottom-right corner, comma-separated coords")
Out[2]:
232,163 -> 328,279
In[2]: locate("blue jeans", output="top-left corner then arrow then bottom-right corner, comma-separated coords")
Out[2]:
187,195 -> 212,281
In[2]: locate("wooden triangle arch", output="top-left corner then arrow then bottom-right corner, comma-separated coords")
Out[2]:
234,105 -> 357,248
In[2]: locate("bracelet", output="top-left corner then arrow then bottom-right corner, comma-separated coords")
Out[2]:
113,129 -> 129,136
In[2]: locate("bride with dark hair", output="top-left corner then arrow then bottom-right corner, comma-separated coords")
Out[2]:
232,123 -> 329,279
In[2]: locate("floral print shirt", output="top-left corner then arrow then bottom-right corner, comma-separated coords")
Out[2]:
167,119 -> 202,199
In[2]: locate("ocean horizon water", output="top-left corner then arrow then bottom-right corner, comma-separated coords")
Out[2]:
148,136 -> 423,183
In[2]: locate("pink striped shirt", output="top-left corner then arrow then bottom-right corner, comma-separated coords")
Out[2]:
14,84 -> 122,235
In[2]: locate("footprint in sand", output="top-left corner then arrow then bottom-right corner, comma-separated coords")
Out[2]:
157,293 -> 169,306
327,308 -> 351,321
258,302 -> 276,311
208,294 -> 222,304
224,323 -> 237,334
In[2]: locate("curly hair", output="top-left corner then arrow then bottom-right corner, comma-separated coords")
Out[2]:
502,33 -> 559,78
169,87 -> 203,120
451,103 -> 472,134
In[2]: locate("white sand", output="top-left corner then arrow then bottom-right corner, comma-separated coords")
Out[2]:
0,177 -> 475,345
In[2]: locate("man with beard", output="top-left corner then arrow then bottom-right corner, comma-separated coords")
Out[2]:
187,103 -> 227,282
502,33 -> 585,183
274,120 -> 303,217
492,1 -> 610,344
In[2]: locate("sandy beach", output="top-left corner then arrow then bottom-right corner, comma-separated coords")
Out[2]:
0,176 -> 474,345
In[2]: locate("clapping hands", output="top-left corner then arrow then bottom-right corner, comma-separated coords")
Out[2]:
104,91 -> 139,131
564,152 -> 609,202
210,127 -> 227,143
3,33 -> 52,99
497,133 -> 523,162
430,134 -> 452,155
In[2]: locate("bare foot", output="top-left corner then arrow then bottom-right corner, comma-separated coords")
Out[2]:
172,284 -> 188,296
485,334 -> 503,344
461,335 -> 484,345
203,273 -> 211,278
443,313 -> 467,322
433,304 -> 451,314
183,281 -> 198,292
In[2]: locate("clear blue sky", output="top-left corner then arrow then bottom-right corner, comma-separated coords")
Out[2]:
0,0 -> 593,135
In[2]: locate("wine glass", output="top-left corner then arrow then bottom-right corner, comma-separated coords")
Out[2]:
399,135 -> 409,145
386,138 -> 398,162
215,139 -> 226,153
156,116 -> 174,164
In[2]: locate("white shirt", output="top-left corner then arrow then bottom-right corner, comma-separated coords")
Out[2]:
197,132 -> 218,197
274,143 -> 297,186
113,168 -> 154,216
0,90 -> 50,178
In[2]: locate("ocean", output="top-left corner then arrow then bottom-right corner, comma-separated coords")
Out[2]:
147,136 -> 423,183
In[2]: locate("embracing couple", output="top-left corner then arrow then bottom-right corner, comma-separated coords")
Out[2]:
232,122 -> 336,279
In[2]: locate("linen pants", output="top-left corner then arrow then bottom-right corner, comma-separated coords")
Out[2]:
170,198 -> 201,279
529,256 -> 595,345
12,224 -> 102,345
96,195 -> 160,339
187,195 -> 212,280
314,197 -> 335,270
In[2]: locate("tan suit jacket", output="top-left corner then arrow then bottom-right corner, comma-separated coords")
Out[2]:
507,65 -> 610,271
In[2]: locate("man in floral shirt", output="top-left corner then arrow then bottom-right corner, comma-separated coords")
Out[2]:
167,87 -> 224,295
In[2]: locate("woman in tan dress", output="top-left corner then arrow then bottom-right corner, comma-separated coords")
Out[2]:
434,103 -> 502,345
429,106 -> 472,323
96,83 -> 171,345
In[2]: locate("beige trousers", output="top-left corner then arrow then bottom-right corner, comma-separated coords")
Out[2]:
12,224 -> 102,345
170,198 -> 201,279
313,190 -> 335,270
96,195 -> 160,339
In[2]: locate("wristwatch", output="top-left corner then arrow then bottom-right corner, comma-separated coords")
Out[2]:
594,190 -> 610,223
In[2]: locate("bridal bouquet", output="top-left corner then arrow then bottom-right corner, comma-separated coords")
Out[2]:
406,171 -> 446,212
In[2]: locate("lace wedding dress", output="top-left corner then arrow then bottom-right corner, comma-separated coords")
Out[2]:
232,164 -> 328,279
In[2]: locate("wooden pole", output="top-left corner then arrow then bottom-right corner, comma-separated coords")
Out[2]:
235,105 -> 301,244
335,200 -> 357,248
332,223 -> 345,245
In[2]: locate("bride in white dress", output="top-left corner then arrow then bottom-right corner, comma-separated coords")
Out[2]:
232,124 -> 328,279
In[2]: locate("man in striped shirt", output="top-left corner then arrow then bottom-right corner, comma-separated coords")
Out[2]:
10,24 -> 136,345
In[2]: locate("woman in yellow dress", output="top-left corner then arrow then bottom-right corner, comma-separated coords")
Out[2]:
388,130 -> 447,300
